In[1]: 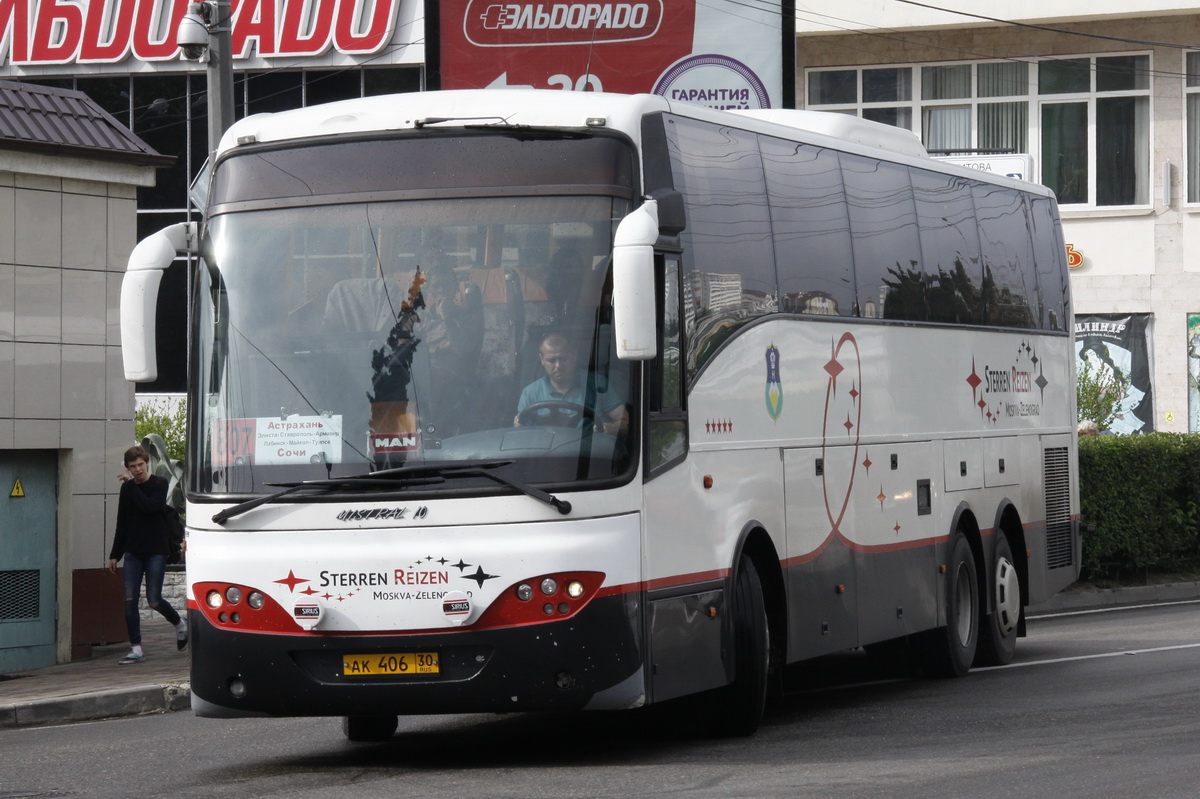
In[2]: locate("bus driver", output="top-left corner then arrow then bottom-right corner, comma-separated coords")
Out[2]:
514,332 -> 628,436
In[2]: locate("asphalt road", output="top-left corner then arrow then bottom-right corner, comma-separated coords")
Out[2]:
4,600 -> 1200,799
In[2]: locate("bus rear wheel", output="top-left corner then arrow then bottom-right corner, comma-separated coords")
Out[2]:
343,714 -> 398,742
975,530 -> 1021,667
920,531 -> 978,678
713,555 -> 769,736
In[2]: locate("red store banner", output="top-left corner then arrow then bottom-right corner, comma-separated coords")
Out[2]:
436,0 -> 790,109
0,0 -> 422,71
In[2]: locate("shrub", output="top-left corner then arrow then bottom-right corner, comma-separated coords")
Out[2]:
135,396 -> 186,462
1079,433 -> 1200,579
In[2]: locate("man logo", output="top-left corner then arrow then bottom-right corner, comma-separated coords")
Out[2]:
371,433 -> 419,455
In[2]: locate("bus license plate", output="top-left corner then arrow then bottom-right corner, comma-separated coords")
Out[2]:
342,652 -> 439,676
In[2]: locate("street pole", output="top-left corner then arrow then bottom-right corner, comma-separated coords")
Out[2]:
205,0 -> 235,161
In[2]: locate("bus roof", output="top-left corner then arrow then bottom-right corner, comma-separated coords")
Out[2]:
217,90 -> 1049,196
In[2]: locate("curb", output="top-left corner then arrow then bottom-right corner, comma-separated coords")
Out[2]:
1028,581 -> 1200,616
0,682 -> 190,729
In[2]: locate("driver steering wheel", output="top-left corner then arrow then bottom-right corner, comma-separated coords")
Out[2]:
517,400 -> 595,428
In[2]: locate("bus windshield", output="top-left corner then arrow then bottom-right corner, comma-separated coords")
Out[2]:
194,181 -> 635,496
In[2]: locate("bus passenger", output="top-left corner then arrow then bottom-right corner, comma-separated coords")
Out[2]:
514,332 -> 627,436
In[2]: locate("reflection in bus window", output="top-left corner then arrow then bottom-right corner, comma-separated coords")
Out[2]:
665,116 -> 777,372
760,137 -> 855,318
911,169 -> 983,326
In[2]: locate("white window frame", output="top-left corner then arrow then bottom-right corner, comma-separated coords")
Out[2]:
806,53 -> 1153,210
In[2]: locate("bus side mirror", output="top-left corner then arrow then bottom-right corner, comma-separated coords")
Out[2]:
120,222 -> 196,382
612,199 -> 659,361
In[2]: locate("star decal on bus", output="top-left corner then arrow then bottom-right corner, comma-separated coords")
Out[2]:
463,566 -> 499,588
275,570 -> 310,592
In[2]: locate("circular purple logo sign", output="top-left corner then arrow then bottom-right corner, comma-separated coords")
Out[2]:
652,53 -> 771,110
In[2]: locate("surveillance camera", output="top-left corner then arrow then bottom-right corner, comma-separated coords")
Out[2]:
177,10 -> 209,60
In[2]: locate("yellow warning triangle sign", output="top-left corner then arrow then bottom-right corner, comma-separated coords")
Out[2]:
11,478 -> 25,497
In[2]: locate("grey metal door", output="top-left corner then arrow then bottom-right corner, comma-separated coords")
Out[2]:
0,450 -> 58,673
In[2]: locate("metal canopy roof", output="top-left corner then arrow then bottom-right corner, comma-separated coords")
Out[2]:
0,80 -> 174,168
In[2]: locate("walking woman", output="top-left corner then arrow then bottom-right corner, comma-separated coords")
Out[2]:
107,445 -> 188,663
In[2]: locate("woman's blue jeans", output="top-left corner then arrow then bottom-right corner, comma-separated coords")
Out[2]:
122,552 -> 181,646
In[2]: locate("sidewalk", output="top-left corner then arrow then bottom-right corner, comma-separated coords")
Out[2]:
3,582 -> 1200,729
0,621 -> 190,729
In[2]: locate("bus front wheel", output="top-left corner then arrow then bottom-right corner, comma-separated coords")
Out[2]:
714,555 -> 769,736
343,714 -> 398,742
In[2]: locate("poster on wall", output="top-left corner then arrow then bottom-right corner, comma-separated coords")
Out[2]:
434,0 -> 792,110
1075,314 -> 1153,435
1187,314 -> 1200,432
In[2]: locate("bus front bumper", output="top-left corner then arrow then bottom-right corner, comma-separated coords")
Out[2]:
189,593 -> 644,718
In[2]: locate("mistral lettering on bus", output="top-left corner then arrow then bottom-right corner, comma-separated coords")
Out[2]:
464,0 -> 661,46
0,0 -> 399,65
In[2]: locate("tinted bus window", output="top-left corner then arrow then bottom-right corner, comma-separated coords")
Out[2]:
973,183 -> 1035,328
760,136 -> 855,317
665,116 -> 777,371
840,153 -> 924,321
1029,195 -> 1068,331
911,169 -> 983,325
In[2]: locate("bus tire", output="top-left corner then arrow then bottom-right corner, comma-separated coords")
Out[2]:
714,555 -> 769,736
921,531 -> 978,678
975,530 -> 1021,667
343,714 -> 398,742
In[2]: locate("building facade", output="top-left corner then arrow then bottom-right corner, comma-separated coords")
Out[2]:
0,81 -> 171,671
796,1 -> 1200,433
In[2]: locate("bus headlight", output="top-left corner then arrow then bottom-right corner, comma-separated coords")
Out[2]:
206,590 -> 223,609
540,577 -> 558,595
516,583 -> 534,601
225,586 -> 243,604
566,580 -> 585,599
247,591 -> 265,609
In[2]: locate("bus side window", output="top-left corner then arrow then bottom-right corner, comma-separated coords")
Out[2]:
648,254 -> 687,476
973,183 -> 1036,329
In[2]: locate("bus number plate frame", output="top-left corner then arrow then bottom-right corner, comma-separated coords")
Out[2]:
342,652 -> 440,677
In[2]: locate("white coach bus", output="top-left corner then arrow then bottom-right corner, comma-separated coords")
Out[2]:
121,89 -> 1080,740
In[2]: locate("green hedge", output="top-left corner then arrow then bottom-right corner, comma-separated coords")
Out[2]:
1079,433 -> 1200,578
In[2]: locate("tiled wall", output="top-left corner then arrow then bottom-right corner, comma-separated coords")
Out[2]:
0,166 -> 140,655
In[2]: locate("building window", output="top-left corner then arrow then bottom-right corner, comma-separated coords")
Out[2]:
1186,52 -> 1200,203
806,53 -> 1151,208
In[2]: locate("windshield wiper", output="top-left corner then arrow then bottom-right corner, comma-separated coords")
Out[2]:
369,461 -> 572,515
211,460 -> 570,524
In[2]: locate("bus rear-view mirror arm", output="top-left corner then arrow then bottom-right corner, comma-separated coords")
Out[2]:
120,222 -> 198,382
612,198 -> 659,361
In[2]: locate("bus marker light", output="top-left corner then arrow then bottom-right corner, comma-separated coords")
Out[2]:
703,475 -> 713,489
293,599 -> 323,630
